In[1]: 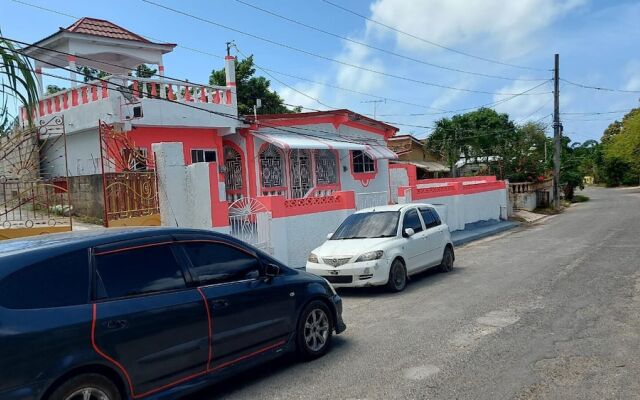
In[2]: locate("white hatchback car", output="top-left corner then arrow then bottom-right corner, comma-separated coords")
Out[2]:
306,203 -> 454,292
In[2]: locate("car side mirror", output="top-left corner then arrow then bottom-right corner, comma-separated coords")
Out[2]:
265,263 -> 280,278
326,232 -> 333,240
404,228 -> 415,237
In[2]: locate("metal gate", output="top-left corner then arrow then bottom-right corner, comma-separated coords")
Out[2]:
0,116 -> 73,240
99,121 -> 160,227
228,197 -> 272,254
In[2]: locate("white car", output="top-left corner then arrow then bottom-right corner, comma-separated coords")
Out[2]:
306,203 -> 454,292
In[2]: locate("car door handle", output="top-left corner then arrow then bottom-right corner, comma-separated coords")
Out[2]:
210,299 -> 230,309
104,319 -> 128,330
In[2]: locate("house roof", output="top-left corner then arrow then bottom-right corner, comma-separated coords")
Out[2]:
246,109 -> 399,135
64,17 -> 154,43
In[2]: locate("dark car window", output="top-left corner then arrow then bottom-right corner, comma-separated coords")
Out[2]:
402,208 -> 424,234
331,211 -> 400,239
420,208 -> 440,229
0,250 -> 89,309
182,242 -> 260,285
94,244 -> 186,299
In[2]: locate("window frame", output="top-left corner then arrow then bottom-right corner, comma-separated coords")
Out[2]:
191,148 -> 218,164
90,240 -> 193,302
175,239 -> 264,288
419,207 -> 441,229
350,150 -> 376,174
401,207 -> 425,236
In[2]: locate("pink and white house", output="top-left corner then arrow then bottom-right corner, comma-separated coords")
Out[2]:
20,17 -> 510,267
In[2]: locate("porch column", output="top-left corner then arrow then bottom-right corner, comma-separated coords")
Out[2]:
67,55 -> 77,87
158,56 -> 166,99
35,65 -> 43,96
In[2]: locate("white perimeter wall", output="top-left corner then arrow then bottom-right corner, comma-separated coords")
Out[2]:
401,189 -> 508,231
41,129 -> 103,177
271,208 -> 355,268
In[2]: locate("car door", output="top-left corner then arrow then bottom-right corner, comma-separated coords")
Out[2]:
420,207 -> 447,266
176,237 -> 295,371
91,237 -> 210,398
400,207 -> 428,272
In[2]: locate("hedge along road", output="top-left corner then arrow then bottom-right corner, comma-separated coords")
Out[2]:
192,186 -> 640,400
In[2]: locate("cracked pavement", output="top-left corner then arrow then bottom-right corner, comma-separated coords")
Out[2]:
193,186 -> 640,400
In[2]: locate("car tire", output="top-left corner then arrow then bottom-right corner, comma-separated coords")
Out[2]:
297,300 -> 334,360
439,246 -> 454,273
49,373 -> 121,400
386,259 -> 407,292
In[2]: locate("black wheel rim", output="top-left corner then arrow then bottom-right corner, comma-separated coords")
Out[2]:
393,264 -> 405,288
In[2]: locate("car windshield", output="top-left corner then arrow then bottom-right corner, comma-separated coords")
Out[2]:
330,211 -> 399,240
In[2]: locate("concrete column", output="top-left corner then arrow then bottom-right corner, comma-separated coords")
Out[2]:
35,66 -> 43,96
67,55 -> 77,87
224,55 -> 237,109
158,57 -> 166,99
152,142 -> 188,226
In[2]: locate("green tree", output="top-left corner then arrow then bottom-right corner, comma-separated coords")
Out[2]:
46,84 -> 65,94
426,108 -> 517,178
209,55 -> 299,116
600,108 -> 640,185
77,66 -> 109,83
1,30 -> 39,131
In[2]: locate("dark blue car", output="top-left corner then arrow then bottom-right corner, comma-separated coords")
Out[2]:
0,228 -> 346,400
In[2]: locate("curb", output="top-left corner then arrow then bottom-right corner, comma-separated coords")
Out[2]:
452,222 -> 519,246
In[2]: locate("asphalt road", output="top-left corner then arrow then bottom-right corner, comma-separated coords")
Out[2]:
195,186 -> 640,400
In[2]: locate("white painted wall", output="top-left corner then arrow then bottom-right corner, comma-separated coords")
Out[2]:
271,208 -> 355,268
390,167 -> 409,203
41,129 -> 104,177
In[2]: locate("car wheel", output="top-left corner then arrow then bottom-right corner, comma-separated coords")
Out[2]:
297,300 -> 333,360
439,246 -> 454,273
386,259 -> 407,292
50,373 -> 121,400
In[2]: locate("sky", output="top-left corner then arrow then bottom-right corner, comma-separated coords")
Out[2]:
2,0 -> 639,142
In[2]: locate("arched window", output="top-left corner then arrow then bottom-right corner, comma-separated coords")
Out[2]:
315,149 -> 337,185
223,145 -> 243,191
289,149 -> 312,198
259,144 -> 285,188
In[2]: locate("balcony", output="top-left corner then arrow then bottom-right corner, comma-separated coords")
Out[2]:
21,76 -> 240,134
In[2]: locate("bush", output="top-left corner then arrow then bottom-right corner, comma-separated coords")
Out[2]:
572,194 -> 590,203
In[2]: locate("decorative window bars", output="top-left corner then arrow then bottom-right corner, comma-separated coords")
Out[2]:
259,144 -> 285,188
315,149 -> 338,185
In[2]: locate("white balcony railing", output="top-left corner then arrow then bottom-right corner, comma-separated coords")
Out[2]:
21,75 -> 236,123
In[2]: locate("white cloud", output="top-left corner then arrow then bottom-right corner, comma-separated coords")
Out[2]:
492,79 -> 557,122
335,41 -> 386,93
367,0 -> 585,57
277,82 -> 327,111
624,60 -> 640,91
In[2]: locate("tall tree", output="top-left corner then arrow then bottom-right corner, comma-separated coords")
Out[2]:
209,56 -> 299,116
1,30 -> 39,131
77,66 -> 109,83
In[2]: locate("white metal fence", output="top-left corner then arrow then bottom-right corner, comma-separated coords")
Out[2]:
355,191 -> 388,210
228,198 -> 273,254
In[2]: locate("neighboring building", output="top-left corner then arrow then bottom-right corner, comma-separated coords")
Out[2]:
387,134 -> 449,179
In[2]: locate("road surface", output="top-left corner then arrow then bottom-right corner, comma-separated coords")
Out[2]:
195,186 -> 640,400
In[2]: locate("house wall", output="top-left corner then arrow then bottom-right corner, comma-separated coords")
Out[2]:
41,129 -> 102,177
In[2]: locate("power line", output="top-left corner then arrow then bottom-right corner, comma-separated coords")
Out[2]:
140,0 -> 551,96
561,78 -> 640,94
562,109 -> 636,115
233,0 -> 548,82
320,0 -> 549,72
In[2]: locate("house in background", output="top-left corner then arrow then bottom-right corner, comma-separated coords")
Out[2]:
387,134 -> 449,179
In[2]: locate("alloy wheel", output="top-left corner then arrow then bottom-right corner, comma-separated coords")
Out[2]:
304,308 -> 330,352
64,388 -> 110,400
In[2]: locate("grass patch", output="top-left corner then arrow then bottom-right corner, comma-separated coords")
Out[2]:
571,194 -> 590,203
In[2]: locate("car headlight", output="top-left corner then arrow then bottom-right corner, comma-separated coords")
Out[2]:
308,253 -> 319,263
355,250 -> 384,262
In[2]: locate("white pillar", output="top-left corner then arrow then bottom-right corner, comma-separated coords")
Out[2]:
158,56 -> 166,99
67,55 -> 77,87
35,65 -> 43,96
224,55 -> 237,109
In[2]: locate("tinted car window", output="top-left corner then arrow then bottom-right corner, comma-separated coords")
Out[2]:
0,250 -> 88,309
182,242 -> 260,285
402,209 -> 424,233
420,208 -> 440,228
95,245 -> 186,299
331,211 -> 400,239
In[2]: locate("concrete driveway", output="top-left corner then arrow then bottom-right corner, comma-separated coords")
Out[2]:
194,186 -> 640,399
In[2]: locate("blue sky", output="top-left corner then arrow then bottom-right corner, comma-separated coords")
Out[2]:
2,0 -> 639,142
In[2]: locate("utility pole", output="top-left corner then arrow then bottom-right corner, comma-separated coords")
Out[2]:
553,53 -> 561,209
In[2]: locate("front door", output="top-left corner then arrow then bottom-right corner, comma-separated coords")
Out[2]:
224,145 -> 244,202
92,240 -> 209,397
401,208 -> 428,272
177,239 -> 295,370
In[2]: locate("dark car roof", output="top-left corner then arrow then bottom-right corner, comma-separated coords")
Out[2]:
0,227 -> 229,259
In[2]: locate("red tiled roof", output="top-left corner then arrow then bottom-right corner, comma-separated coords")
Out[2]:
64,17 -> 152,44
